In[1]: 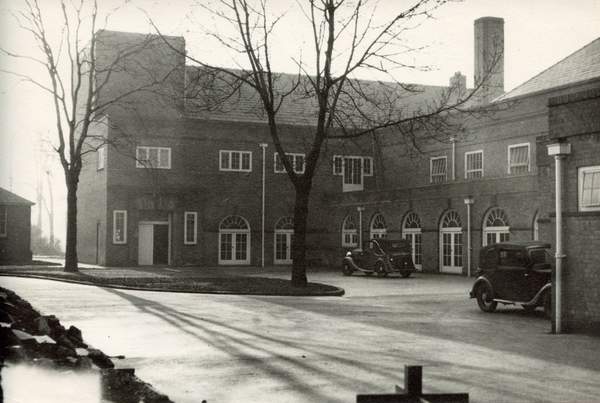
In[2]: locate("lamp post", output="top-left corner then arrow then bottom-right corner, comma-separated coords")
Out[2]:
547,142 -> 571,334
357,207 -> 365,249
464,196 -> 474,277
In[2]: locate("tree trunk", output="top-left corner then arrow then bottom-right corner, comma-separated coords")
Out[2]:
64,179 -> 79,272
291,185 -> 310,287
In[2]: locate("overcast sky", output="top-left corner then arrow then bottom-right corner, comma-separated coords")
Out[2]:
1,0 -> 599,246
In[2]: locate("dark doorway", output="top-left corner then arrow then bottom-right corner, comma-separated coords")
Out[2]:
153,224 -> 169,265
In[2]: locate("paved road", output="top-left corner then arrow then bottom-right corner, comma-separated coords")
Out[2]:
2,271 -> 600,403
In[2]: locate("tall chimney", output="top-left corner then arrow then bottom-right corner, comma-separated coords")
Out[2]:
474,17 -> 504,103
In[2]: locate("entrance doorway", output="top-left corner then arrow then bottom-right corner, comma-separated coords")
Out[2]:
274,216 -> 294,265
138,222 -> 170,265
439,211 -> 463,274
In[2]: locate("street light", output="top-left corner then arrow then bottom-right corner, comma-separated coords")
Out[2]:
464,196 -> 474,277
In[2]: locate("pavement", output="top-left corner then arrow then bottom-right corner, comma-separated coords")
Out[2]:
1,268 -> 600,403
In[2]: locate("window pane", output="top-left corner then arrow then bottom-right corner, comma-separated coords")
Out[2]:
159,149 -> 170,168
275,154 -> 283,172
137,147 -> 148,165
185,213 -> 196,243
333,156 -> 342,175
148,148 -> 159,167
241,153 -> 250,170
231,152 -> 240,170
295,155 -> 305,173
363,158 -> 371,175
0,206 -> 6,236
221,152 -> 230,169
221,233 -> 232,260
235,233 -> 247,260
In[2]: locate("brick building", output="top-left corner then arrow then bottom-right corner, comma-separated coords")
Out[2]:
78,20 -> 599,288
0,187 -> 34,264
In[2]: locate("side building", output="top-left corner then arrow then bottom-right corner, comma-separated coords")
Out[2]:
0,187 -> 34,264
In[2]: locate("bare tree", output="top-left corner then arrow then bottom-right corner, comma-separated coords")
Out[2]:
151,0 -> 503,287
1,0 -> 178,272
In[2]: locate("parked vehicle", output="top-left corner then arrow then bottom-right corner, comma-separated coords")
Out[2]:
342,238 -> 415,277
469,241 -> 552,317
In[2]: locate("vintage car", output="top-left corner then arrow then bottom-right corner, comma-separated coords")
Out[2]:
342,238 -> 415,277
470,241 -> 552,317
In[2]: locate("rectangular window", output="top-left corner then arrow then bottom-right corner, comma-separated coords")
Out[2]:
363,157 -> 373,176
333,155 -> 343,175
465,150 -> 483,179
0,206 -> 7,237
274,152 -> 305,174
97,146 -> 105,170
579,166 -> 600,211
508,143 -> 530,174
113,210 -> 127,244
184,212 -> 197,245
219,150 -> 252,172
136,146 -> 171,169
430,156 -> 447,184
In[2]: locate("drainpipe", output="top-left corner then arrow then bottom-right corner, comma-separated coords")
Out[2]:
547,142 -> 571,334
451,136 -> 456,181
464,196 -> 474,277
259,143 -> 268,268
357,206 -> 364,249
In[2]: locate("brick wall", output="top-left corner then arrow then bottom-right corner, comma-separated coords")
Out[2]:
537,86 -> 600,333
0,204 -> 32,264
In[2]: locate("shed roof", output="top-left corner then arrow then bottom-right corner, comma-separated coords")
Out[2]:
0,187 -> 35,206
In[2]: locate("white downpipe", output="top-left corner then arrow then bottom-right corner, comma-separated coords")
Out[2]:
357,207 -> 364,249
547,142 -> 570,334
554,154 -> 565,333
259,143 -> 268,268
464,197 -> 474,277
451,137 -> 456,181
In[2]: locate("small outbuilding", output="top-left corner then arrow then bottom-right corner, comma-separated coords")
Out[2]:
0,187 -> 34,264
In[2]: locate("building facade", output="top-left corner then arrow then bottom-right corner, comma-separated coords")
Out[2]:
77,20 -> 600,330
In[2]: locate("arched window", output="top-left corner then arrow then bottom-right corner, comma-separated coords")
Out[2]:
341,215 -> 358,248
483,208 -> 510,246
274,216 -> 293,264
370,213 -> 387,239
439,210 -> 463,274
402,212 -> 422,270
219,215 -> 251,265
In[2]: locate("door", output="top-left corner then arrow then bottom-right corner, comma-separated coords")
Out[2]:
153,224 -> 169,265
138,224 -> 154,265
495,248 -> 529,301
404,231 -> 422,271
440,230 -> 463,274
274,231 -> 293,264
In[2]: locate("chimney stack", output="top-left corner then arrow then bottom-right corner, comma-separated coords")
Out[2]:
474,17 -> 504,103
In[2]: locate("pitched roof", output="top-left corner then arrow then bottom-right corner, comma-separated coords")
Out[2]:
496,37 -> 600,101
0,187 -> 34,206
184,67 -> 455,127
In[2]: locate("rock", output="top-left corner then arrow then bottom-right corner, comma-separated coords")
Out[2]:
35,315 -> 61,335
77,356 -> 94,369
3,345 -> 28,361
75,347 -> 89,356
57,334 -> 76,350
88,348 -> 115,369
0,309 -> 13,324
33,357 -> 57,368
67,325 -> 83,342
0,327 -> 19,347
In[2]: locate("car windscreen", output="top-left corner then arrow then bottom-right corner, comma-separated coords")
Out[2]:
529,248 -> 552,265
378,240 -> 410,252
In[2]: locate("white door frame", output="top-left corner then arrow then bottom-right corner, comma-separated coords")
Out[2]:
218,229 -> 251,265
440,227 -> 463,274
403,228 -> 422,271
138,220 -> 170,265
274,229 -> 293,265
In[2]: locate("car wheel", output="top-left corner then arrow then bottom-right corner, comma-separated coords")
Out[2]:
342,263 -> 354,276
375,262 -> 387,277
400,271 -> 412,278
476,284 -> 497,313
543,291 -> 551,319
